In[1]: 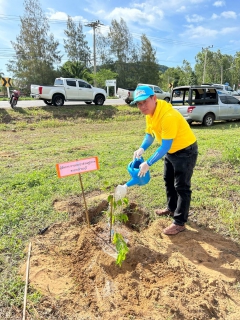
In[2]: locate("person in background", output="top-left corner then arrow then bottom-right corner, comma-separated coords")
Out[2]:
132,85 -> 198,235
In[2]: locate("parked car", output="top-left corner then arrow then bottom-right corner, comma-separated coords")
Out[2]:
171,85 -> 240,126
202,83 -> 238,96
173,90 -> 181,97
117,83 -> 170,104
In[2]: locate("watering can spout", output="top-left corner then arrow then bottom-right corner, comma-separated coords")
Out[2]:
126,179 -> 138,187
126,157 -> 150,187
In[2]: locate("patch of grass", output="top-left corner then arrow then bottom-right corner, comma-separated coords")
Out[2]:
0,96 -> 34,101
0,104 -> 240,312
223,145 -> 240,165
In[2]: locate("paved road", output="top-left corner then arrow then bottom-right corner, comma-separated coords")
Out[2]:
0,98 -> 127,109
1,96 -> 240,109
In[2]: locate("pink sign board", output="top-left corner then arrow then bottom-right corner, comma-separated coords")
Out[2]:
56,156 -> 99,178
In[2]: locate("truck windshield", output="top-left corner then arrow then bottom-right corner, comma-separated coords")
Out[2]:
54,79 -> 64,85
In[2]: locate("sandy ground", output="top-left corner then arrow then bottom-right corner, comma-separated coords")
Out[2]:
20,196 -> 240,320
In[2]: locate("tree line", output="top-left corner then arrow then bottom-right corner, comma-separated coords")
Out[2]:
2,0 -> 240,94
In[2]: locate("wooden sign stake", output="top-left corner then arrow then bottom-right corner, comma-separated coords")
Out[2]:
109,196 -> 113,242
22,242 -> 32,320
78,173 -> 90,228
56,156 -> 99,229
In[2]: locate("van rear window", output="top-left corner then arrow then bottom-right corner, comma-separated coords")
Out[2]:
172,86 -> 218,106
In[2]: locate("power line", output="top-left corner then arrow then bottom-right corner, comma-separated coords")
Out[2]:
1,13 -> 239,56
0,13 -> 239,71
0,13 -> 222,51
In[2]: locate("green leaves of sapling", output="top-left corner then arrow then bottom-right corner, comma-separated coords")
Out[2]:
112,233 -> 129,267
106,193 -> 130,266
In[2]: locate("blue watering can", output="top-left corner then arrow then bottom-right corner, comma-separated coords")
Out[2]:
126,157 -> 151,187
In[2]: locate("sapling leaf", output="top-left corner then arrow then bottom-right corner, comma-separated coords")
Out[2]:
116,199 -> 123,206
112,233 -> 129,267
106,192 -> 130,266
108,194 -> 113,202
118,214 -> 128,223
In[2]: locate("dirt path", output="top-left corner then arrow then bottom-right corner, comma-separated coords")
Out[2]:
21,199 -> 240,320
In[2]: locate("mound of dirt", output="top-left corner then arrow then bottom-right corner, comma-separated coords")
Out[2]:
21,197 -> 240,320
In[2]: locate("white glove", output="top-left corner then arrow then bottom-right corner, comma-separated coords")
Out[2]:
133,147 -> 144,160
138,161 -> 150,177
114,184 -> 128,201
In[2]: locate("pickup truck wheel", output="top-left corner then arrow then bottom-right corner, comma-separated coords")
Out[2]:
164,97 -> 170,103
44,100 -> 52,106
53,95 -> 64,106
203,113 -> 215,126
85,101 -> 92,105
94,94 -> 105,105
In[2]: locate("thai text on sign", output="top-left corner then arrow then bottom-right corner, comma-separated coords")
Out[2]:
56,156 -> 99,178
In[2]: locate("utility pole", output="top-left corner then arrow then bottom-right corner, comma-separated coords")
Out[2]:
85,20 -> 104,86
202,45 -> 213,83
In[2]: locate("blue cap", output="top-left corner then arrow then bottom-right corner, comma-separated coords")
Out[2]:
130,86 -> 154,105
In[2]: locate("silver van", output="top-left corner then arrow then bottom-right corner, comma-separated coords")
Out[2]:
171,85 -> 240,126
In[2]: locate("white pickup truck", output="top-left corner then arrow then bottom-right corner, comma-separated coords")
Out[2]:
117,83 -> 170,104
30,78 -> 107,106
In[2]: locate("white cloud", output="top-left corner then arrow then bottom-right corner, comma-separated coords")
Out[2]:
181,24 -> 238,40
221,11 -> 237,19
84,8 -> 105,16
189,0 -> 206,3
46,9 -> 68,20
186,14 -> 205,23
107,7 -> 164,26
182,25 -> 218,39
210,11 -> 237,20
211,13 -> 218,20
213,1 -> 225,7
176,6 -> 186,13
0,0 -> 7,14
220,27 -> 238,35
46,8 -> 88,24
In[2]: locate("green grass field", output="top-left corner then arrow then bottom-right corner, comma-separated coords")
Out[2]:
0,104 -> 240,314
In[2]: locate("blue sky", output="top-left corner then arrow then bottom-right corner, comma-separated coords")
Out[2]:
0,0 -> 240,76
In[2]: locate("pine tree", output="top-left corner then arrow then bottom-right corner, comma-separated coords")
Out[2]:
139,34 -> 159,84
108,18 -> 139,88
63,16 -> 90,67
7,0 -> 61,89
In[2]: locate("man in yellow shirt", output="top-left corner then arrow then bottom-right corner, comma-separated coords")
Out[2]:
132,85 -> 198,235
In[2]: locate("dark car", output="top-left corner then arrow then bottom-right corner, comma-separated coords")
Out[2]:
173,90 -> 181,97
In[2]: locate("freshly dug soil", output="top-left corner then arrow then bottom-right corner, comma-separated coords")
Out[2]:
20,196 -> 240,320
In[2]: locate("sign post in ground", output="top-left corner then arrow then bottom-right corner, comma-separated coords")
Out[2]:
56,156 -> 100,227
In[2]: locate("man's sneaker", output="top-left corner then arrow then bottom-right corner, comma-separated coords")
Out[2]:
163,223 -> 186,235
155,208 -> 174,217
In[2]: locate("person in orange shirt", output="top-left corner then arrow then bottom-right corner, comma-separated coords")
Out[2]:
131,85 -> 198,235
